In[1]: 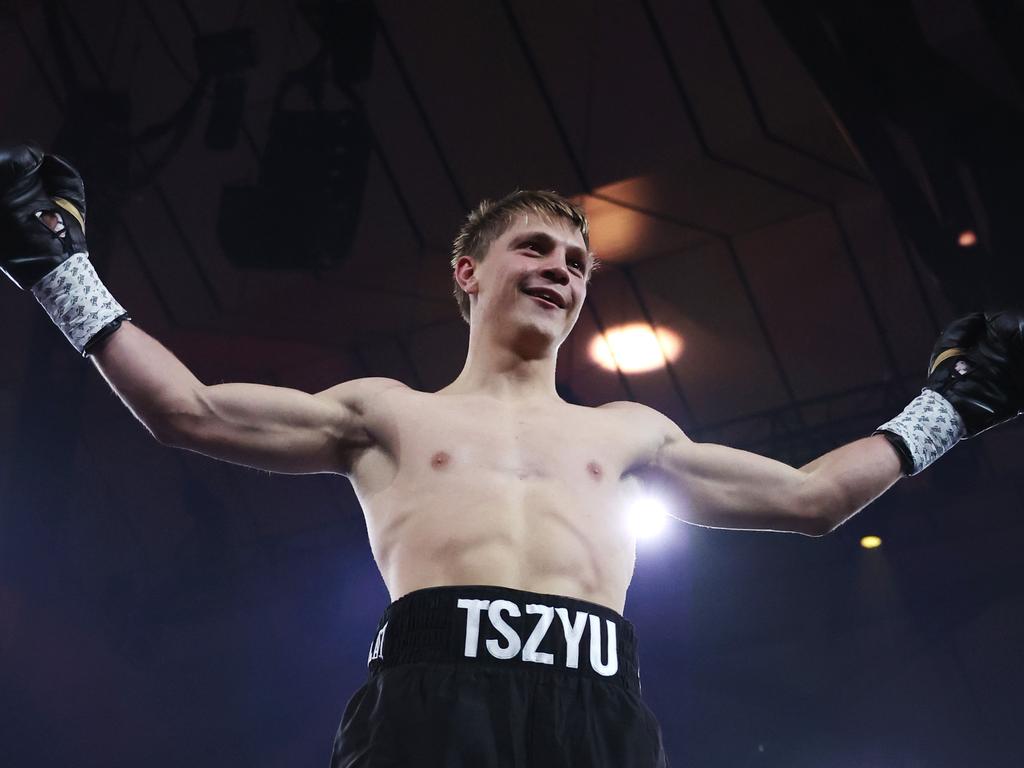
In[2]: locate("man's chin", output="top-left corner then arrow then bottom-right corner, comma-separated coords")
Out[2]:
505,314 -> 562,346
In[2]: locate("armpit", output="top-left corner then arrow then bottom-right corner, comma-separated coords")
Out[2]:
601,400 -> 687,478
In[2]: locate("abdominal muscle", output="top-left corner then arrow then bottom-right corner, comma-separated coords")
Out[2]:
354,461 -> 642,615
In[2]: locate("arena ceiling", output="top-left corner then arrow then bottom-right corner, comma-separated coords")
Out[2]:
1,1 -> 1022,766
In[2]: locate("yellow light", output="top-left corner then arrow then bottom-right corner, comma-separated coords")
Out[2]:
589,323 -> 683,374
860,535 -> 882,549
957,230 -> 977,247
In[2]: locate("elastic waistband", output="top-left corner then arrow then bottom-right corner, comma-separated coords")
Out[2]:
365,585 -> 641,692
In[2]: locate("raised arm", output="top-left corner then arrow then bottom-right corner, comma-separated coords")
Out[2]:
0,144 -> 397,476
626,404 -> 900,537
624,310 -> 1022,536
90,322 -> 400,475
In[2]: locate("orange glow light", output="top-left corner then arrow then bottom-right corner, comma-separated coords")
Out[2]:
589,323 -> 683,374
958,230 -> 977,247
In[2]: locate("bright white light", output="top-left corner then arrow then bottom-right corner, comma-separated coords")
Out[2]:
589,323 -> 683,374
628,496 -> 670,540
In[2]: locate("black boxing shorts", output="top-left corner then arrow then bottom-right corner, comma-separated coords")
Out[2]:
330,585 -> 669,767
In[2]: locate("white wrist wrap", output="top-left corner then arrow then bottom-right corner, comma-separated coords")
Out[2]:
876,389 -> 966,475
30,253 -> 128,356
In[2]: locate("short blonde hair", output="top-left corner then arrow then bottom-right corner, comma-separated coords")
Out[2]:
450,190 -> 593,323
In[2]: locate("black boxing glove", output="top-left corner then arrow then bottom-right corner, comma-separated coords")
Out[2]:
0,145 -> 129,355
0,146 -> 86,287
875,310 -> 1024,475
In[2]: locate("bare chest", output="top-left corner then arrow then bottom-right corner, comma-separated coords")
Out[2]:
346,392 -> 653,607
351,393 -> 644,497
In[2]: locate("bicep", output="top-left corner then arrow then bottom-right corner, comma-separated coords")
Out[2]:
163,378 -> 390,475
637,430 -> 825,535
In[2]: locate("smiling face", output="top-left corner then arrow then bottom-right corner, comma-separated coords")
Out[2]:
455,214 -> 592,351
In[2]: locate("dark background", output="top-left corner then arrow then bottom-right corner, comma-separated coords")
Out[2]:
1,0 -> 1022,765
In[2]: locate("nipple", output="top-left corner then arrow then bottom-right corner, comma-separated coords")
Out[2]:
430,451 -> 451,469
586,460 -> 603,481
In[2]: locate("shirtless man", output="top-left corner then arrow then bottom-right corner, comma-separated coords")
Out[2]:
2,145 -> 1022,767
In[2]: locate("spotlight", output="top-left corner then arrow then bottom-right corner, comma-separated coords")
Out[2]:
628,496 -> 670,540
589,323 -> 683,374
860,535 -> 882,549
957,229 -> 977,247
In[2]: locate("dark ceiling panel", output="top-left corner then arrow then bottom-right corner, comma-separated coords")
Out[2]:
718,0 -> 866,177
737,211 -> 890,399
707,135 -> 875,211
410,321 -> 471,392
375,0 -> 584,202
1,28 -> 48,130
130,150 -> 231,316
331,156 -> 431,335
362,40 -> 467,248
648,0 -> 874,209
513,0 -> 707,187
916,0 -> 1023,111
631,241 -> 793,424
492,0 -> 597,181
355,331 -> 421,383
582,193 -> 713,264
648,0 -> 756,159
597,164 -> 819,236
836,195 -> 943,378
5,16 -> 65,143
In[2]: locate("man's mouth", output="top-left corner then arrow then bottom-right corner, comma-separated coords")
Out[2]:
527,294 -> 561,309
522,287 -> 566,309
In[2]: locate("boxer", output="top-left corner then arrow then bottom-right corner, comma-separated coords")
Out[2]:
2,145 -> 1021,766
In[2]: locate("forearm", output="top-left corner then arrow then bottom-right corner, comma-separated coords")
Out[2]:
799,435 -> 903,533
89,321 -> 203,440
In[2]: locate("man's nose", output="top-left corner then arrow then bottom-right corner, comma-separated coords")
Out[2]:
540,256 -> 570,283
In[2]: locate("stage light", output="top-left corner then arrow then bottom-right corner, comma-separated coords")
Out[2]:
589,323 -> 683,374
860,535 -> 882,549
628,496 -> 670,540
957,229 -> 977,247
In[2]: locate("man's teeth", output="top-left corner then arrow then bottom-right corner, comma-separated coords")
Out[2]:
526,291 -> 556,306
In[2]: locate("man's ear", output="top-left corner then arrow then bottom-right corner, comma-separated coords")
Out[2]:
454,255 -> 479,295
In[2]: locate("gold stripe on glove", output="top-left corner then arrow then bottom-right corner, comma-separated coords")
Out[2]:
53,197 -> 86,233
929,347 -> 963,376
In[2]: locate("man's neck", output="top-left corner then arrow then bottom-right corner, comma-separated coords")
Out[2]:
442,339 -> 561,404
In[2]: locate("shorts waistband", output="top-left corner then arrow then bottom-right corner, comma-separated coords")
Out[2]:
365,585 -> 641,693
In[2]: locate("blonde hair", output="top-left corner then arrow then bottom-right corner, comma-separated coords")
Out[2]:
450,190 -> 594,323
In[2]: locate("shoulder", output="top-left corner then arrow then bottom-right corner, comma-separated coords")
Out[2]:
598,400 -> 689,444
315,377 -> 410,412
596,401 -> 689,475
